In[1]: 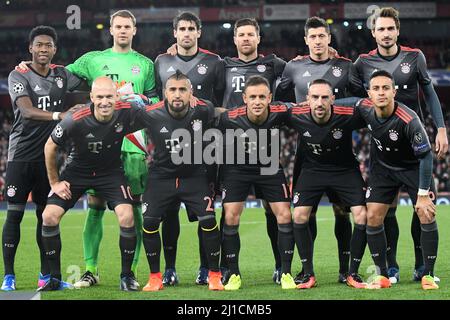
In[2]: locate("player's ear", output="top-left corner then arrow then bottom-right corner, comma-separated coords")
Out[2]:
242,92 -> 248,104
29,44 -> 33,54
89,92 -> 94,103
330,94 -> 335,105
133,26 -> 137,36
268,92 -> 273,102
110,26 -> 114,37
327,33 -> 331,45
197,28 -> 202,38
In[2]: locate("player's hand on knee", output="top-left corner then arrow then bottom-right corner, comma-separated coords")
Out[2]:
415,195 -> 436,221
51,181 -> 72,200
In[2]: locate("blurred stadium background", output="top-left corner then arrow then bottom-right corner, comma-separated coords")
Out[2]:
0,0 -> 449,204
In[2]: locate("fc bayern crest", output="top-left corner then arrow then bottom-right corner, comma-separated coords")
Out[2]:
197,64 -> 208,75
7,185 -> 17,198
131,66 -> 141,74
332,66 -> 342,77
222,188 -> 227,200
257,64 -> 266,73
293,192 -> 300,204
365,187 -> 372,199
332,128 -> 343,140
389,129 -> 398,141
192,119 -> 202,131
115,123 -> 123,133
55,77 -> 64,88
401,63 -> 411,74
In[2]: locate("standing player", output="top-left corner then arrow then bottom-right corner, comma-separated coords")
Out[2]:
221,18 -> 287,284
1,26 -> 81,291
355,71 -> 439,290
218,76 -> 296,291
351,7 -> 447,283
138,71 -> 224,292
154,11 -> 225,286
275,16 -> 355,283
38,77 -> 145,291
288,79 -> 368,289
61,10 -> 158,287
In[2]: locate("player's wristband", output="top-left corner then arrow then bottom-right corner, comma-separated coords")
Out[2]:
52,112 -> 61,121
417,188 -> 429,196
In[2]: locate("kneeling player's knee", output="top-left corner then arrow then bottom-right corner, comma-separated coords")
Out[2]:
143,216 -> 161,234
198,215 -> 218,232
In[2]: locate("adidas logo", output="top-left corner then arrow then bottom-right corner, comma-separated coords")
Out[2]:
160,127 -> 169,133
303,131 -> 311,137
302,71 -> 311,77
102,65 -> 109,71
33,84 -> 41,92
86,133 -> 95,138
167,66 -> 175,72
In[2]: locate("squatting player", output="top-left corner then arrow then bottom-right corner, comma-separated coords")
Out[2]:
287,79 -> 368,289
217,76 -> 296,291
38,77 -> 145,291
137,71 -> 224,292
354,70 -> 439,290
154,11 -> 225,286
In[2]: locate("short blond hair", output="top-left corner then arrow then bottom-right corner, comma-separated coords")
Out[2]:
110,10 -> 136,26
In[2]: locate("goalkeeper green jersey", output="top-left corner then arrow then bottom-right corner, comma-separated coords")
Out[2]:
66,48 -> 158,154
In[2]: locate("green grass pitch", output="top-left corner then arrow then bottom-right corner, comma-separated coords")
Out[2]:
1,206 -> 449,300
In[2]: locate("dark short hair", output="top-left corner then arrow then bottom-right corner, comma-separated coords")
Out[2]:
244,75 -> 270,92
309,78 -> 333,92
372,7 -> 400,30
29,25 -> 57,44
370,70 -> 396,87
173,11 -> 201,30
110,10 -> 137,26
304,16 -> 330,36
234,18 -> 260,36
167,69 -> 191,84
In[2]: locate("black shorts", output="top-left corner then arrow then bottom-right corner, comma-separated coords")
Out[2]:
292,167 -> 366,208
366,164 -> 437,205
221,168 -> 290,203
143,173 -> 215,220
46,167 -> 133,211
5,161 -> 50,205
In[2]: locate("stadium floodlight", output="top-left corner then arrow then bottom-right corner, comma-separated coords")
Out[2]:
343,21 -> 349,27
223,23 -> 232,29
